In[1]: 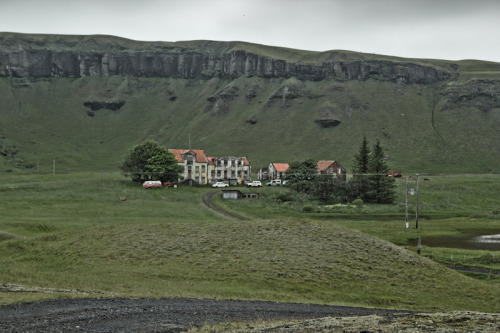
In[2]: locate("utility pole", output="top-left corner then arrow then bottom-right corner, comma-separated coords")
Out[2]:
405,176 -> 409,229
415,173 -> 420,229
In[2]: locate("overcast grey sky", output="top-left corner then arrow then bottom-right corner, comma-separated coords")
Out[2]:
1,0 -> 499,62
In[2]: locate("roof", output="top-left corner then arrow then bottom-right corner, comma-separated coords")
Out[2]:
317,160 -> 345,172
168,149 -> 208,163
271,163 -> 289,172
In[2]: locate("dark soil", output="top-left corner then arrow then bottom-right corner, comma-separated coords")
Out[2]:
0,297 -> 406,333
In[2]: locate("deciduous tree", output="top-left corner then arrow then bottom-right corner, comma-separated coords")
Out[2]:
121,140 -> 182,182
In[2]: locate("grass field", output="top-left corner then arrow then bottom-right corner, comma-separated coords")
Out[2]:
0,173 -> 499,312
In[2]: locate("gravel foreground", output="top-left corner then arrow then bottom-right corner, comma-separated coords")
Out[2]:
0,297 -> 407,332
214,312 -> 500,332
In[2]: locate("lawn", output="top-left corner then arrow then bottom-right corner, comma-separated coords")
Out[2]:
0,172 -> 499,312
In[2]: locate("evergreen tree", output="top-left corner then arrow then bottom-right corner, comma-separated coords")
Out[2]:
351,136 -> 371,202
353,136 -> 371,175
366,139 -> 396,203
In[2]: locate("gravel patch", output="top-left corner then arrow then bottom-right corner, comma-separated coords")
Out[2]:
0,297 -> 406,333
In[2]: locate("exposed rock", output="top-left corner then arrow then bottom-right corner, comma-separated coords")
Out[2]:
246,86 -> 258,100
0,143 -> 18,157
315,118 -> 341,128
83,101 -> 125,111
315,108 -> 341,128
442,80 -> 500,111
0,34 -> 454,84
206,86 -> 239,115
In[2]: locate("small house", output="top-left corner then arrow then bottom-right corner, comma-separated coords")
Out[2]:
268,163 -> 289,180
317,160 -> 346,181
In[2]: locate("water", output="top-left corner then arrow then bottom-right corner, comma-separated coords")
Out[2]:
410,232 -> 500,251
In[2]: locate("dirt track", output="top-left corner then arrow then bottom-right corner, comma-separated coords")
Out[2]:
0,297 -> 406,332
201,190 -> 247,220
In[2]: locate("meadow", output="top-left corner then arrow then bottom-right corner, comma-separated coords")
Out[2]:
0,172 -> 499,312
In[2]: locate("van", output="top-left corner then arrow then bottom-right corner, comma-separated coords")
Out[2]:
266,179 -> 281,186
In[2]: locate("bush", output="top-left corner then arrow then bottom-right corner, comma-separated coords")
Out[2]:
302,205 -> 315,213
276,192 -> 294,203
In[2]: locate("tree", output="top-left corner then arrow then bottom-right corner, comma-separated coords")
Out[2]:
349,137 -> 396,204
121,140 -> 182,183
366,139 -> 396,204
351,136 -> 371,202
284,159 -> 318,193
353,136 -> 371,175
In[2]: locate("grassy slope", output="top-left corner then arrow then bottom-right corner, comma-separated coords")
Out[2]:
1,73 -> 499,175
0,173 -> 499,312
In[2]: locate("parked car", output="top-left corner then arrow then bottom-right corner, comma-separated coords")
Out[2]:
212,181 -> 229,188
143,180 -> 162,189
266,179 -> 281,186
247,181 -> 262,187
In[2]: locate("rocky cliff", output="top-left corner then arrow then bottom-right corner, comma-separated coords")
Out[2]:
0,33 -> 454,84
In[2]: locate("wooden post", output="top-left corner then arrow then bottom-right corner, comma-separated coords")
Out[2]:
415,173 -> 419,229
417,236 -> 421,255
405,176 -> 409,229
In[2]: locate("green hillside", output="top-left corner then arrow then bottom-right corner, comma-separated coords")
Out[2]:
0,34 -> 499,174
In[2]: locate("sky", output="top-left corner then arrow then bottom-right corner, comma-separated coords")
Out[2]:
1,0 -> 499,62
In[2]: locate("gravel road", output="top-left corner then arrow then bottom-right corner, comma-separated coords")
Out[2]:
0,297 -> 406,332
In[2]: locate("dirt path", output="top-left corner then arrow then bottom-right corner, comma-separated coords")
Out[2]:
0,297 -> 407,333
201,190 -> 246,220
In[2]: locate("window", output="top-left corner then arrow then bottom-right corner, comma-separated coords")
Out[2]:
195,166 -> 199,173
202,177 -> 206,184
202,165 -> 206,172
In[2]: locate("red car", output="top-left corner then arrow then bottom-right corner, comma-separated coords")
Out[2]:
143,181 -> 162,189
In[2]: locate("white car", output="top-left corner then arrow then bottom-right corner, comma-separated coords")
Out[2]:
212,181 -> 229,188
247,181 -> 262,187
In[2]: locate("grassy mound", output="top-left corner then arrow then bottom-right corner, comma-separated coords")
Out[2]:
1,218 -> 498,312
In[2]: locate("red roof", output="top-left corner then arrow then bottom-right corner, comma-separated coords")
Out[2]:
317,160 -> 334,172
272,163 -> 289,172
168,149 -> 208,163
317,161 -> 344,172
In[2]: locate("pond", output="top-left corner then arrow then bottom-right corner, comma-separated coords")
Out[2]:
409,232 -> 500,251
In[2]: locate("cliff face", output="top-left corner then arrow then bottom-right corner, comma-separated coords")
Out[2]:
0,34 -> 453,84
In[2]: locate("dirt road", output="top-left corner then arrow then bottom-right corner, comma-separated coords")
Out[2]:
0,297 -> 406,332
201,190 -> 247,220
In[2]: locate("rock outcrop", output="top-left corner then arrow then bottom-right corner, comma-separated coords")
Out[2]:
0,33 -> 454,84
442,79 -> 500,111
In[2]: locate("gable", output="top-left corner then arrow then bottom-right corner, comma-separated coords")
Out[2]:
169,149 -> 208,163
